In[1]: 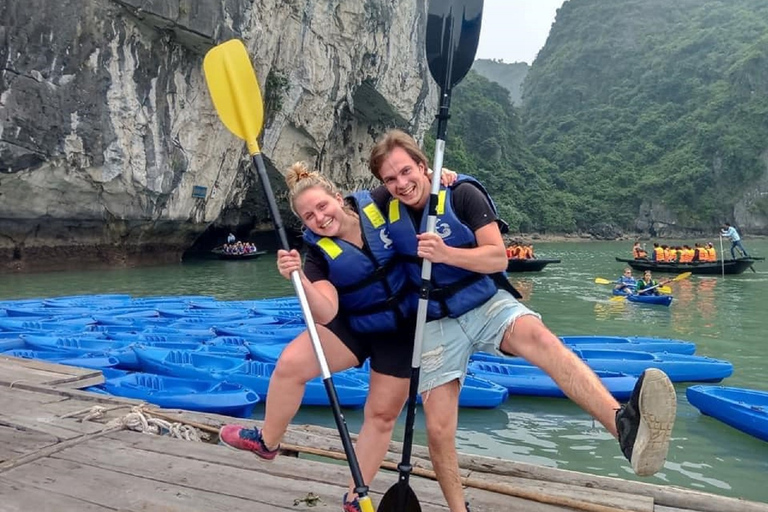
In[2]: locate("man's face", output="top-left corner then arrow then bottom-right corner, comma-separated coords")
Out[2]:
377,147 -> 430,209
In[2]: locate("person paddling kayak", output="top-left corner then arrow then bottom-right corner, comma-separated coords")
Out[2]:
614,268 -> 637,295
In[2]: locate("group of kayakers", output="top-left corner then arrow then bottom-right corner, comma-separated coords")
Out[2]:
506,242 -> 535,259
615,268 -> 671,296
632,241 -> 718,262
216,129 -> 677,512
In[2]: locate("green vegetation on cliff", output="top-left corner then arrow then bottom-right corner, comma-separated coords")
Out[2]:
433,0 -> 768,233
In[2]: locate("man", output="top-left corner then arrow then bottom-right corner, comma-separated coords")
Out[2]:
632,242 -> 648,259
368,130 -> 677,512
720,223 -> 750,259
227,232 -> 236,244
614,268 -> 637,295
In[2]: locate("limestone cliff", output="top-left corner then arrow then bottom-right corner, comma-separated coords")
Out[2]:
0,0 -> 436,272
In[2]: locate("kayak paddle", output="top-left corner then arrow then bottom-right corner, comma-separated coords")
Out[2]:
377,2 -> 484,512
610,272 -> 692,301
203,39 -> 375,512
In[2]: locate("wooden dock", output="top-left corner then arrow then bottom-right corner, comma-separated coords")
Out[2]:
1,355 -> 766,512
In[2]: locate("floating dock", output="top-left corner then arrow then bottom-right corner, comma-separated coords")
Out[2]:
1,355 -> 765,512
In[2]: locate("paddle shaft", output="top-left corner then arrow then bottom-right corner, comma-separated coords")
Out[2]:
394,13 -> 456,512
251,153 -> 368,496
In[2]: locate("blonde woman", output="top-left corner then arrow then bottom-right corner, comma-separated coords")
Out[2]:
220,162 -> 454,512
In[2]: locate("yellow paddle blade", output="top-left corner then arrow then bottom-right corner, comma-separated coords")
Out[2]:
594,277 -> 613,285
658,286 -> 672,294
609,295 -> 628,301
673,271 -> 693,282
203,39 -> 264,155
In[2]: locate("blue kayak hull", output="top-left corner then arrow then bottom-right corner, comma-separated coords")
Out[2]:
468,361 -> 637,399
687,385 -> 768,442
559,335 -> 696,355
472,348 -> 732,383
102,372 -> 259,418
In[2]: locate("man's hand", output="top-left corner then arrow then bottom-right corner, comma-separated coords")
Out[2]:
417,232 -> 452,264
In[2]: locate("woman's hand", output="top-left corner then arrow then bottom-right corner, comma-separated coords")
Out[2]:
427,167 -> 459,186
276,249 -> 303,280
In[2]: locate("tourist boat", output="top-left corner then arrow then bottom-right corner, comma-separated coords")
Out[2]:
615,256 -> 763,275
506,258 -> 561,272
211,247 -> 268,260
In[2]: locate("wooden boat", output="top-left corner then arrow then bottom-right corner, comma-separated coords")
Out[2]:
615,256 -> 763,275
211,247 -> 267,260
506,258 -> 561,272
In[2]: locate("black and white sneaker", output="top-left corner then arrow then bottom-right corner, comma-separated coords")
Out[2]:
616,368 -> 677,476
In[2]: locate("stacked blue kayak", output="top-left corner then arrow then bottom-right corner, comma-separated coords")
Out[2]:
0,293 -> 732,416
686,385 -> 768,442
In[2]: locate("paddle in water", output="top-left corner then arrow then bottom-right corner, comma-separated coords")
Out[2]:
610,271 -> 692,301
377,2 -> 484,511
203,39 -> 376,512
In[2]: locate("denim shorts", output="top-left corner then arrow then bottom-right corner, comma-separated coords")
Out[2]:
418,289 -> 540,394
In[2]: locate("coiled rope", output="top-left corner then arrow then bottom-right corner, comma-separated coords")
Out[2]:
70,404 -> 209,442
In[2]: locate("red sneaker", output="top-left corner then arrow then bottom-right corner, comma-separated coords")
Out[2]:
219,424 -> 279,460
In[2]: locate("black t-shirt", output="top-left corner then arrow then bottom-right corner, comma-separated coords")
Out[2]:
404,182 -> 497,232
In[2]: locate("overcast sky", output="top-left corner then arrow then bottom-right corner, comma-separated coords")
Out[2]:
475,0 -> 567,64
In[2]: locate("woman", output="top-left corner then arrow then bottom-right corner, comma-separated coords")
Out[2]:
220,162 -> 454,512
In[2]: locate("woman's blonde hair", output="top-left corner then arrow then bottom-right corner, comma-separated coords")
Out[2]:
368,129 -> 429,180
284,161 -> 342,215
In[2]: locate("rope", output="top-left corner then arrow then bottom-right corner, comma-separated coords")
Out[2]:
71,404 -> 208,442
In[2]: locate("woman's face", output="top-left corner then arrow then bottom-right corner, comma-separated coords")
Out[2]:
294,186 -> 346,237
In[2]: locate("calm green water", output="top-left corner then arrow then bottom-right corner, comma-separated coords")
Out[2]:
2,240 -> 767,502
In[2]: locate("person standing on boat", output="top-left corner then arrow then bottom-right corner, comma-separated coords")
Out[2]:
219,162 -> 457,512
614,268 -> 637,295
720,223 -> 750,259
368,129 -> 677,512
227,232 -> 236,244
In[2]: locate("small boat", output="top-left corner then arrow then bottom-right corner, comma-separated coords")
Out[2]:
211,247 -> 268,261
132,348 -> 369,408
687,385 -> 768,442
559,335 -> 696,355
417,374 -> 508,408
611,290 -> 673,306
616,257 -> 763,275
475,349 -> 732,382
3,349 -> 120,369
506,258 -> 561,272
467,360 -> 637,400
101,372 -> 260,418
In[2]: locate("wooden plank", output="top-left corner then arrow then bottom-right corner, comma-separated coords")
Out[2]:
172,414 -> 768,512
0,424 -> 58,463
0,356 -> 96,377
0,477 -> 115,511
50,432 -> 574,512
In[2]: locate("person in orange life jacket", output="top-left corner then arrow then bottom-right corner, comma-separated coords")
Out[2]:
368,129 -> 677,512
706,242 -> 717,261
632,242 -> 648,259
219,162 -> 458,512
651,243 -> 664,262
615,267 -> 637,295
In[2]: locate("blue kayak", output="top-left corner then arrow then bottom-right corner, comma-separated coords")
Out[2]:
559,335 -> 696,355
3,349 -> 120,369
101,372 -> 259,418
468,361 -> 637,399
687,385 -> 768,442
418,374 -> 508,408
472,349 -> 732,382
612,290 -> 673,306
133,348 -> 369,408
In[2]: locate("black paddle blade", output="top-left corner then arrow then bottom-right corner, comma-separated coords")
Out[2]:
377,483 -> 421,512
426,0 -> 484,90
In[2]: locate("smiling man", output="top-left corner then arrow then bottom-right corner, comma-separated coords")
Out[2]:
368,129 -> 678,512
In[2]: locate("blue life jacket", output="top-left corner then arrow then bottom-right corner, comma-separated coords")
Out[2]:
303,191 -> 413,333
386,175 -> 520,320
